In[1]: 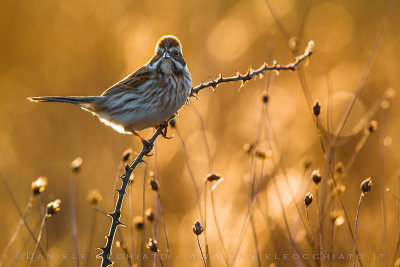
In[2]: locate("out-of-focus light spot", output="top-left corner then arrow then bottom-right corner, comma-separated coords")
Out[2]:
207,18 -> 249,63
335,216 -> 345,226
385,87 -> 396,99
305,3 -> 353,53
266,170 -> 304,218
381,100 -> 390,109
384,136 -> 392,147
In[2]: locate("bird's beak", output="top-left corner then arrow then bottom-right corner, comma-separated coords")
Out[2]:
163,51 -> 170,59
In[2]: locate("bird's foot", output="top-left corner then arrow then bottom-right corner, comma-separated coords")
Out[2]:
142,139 -> 154,156
156,122 -> 172,139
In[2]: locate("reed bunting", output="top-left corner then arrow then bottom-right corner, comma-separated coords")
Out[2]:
28,35 -> 192,148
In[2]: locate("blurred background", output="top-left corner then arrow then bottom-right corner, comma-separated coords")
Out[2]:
0,0 -> 399,266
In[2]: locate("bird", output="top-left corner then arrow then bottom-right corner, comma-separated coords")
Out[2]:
28,35 -> 192,150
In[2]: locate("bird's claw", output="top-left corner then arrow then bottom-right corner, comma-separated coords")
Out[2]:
142,140 -> 154,156
161,127 -> 172,139
156,122 -> 172,139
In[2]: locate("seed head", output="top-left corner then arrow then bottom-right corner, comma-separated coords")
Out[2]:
206,173 -> 222,182
169,119 -> 176,128
146,238 -> 158,252
262,94 -> 269,103
46,199 -> 61,216
71,157 -> 83,174
31,177 -> 48,196
122,149 -> 133,163
336,184 -> 346,195
87,189 -> 102,206
304,193 -> 313,206
193,220 -> 204,235
367,120 -> 378,133
335,162 -> 344,174
313,102 -> 321,117
243,143 -> 254,154
330,210 -> 345,226
133,216 -> 144,230
361,177 -> 372,193
145,208 -> 155,222
149,179 -> 159,191
312,169 -> 322,184
255,150 -> 271,160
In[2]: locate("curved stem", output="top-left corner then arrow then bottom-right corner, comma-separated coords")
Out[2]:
353,193 -> 364,267
197,235 -> 206,267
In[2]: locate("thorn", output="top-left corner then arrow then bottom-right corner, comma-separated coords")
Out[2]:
117,188 -> 126,195
116,220 -> 126,227
124,164 -> 130,172
238,80 -> 246,92
217,73 -> 223,82
263,62 -> 267,69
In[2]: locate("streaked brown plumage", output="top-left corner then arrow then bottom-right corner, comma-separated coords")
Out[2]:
28,35 -> 192,146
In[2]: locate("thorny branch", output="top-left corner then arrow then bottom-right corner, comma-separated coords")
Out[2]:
99,40 -> 314,267
98,126 -> 166,267
190,40 -> 314,96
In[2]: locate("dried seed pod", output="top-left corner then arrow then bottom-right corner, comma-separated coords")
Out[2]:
122,149 -> 133,163
304,193 -> 313,206
31,177 -> 48,196
335,162 -> 344,174
367,120 -> 378,133
46,199 -> 61,216
361,177 -> 372,193
336,185 -> 346,194
206,173 -> 222,182
145,208 -> 155,222
71,157 -> 83,174
312,169 -> 322,184
87,189 -> 102,206
330,210 -> 345,226
146,238 -> 158,252
149,179 -> 159,191
193,220 -> 204,235
313,102 -> 321,117
133,216 -> 144,230
255,150 -> 271,160
262,94 -> 269,103
243,143 -> 254,154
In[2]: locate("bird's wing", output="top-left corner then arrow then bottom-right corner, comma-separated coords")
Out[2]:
101,66 -> 155,96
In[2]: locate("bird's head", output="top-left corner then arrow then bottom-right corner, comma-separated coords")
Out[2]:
148,35 -> 187,76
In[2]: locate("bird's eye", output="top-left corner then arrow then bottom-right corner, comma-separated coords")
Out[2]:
174,51 -> 180,56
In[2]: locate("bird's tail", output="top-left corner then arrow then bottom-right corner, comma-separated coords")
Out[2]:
27,96 -> 102,110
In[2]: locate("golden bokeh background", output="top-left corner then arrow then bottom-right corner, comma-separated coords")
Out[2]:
0,0 -> 400,266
